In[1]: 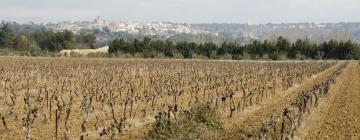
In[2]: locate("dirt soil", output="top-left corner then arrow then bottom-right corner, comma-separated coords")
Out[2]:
217,63 -> 344,139
295,62 -> 360,140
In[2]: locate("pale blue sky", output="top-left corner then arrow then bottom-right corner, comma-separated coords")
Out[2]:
0,0 -> 359,23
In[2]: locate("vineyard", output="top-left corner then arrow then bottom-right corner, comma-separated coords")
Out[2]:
0,58 -> 358,139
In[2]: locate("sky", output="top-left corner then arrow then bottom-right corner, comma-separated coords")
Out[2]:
0,0 -> 359,24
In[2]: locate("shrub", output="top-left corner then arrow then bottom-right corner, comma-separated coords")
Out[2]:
270,52 -> 280,60
218,53 -> 233,60
86,52 -> 107,58
148,104 -> 222,140
69,51 -> 83,57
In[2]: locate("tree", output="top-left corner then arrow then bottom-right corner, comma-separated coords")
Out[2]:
175,41 -> 193,59
288,39 -> 302,59
42,30 -> 76,52
76,33 -> 97,49
143,36 -> 152,49
133,38 -> 143,54
0,24 -> 15,48
15,34 -> 32,51
105,36 -> 360,60
62,30 -> 75,49
108,38 -> 129,54
142,36 -> 155,58
276,36 -> 290,53
163,39 -> 174,57
88,35 -> 97,49
202,42 -> 217,58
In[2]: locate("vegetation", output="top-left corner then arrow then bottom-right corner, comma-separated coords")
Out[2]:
109,36 -> 360,60
148,104 -> 222,140
0,59 -> 337,139
0,23 -> 96,56
257,63 -> 346,139
1,23 -> 360,60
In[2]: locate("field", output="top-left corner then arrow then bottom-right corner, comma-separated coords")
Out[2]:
0,58 -> 358,140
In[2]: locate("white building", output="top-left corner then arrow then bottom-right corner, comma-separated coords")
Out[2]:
94,16 -> 106,27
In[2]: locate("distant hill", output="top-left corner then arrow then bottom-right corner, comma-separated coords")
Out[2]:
191,23 -> 358,43
2,20 -> 360,44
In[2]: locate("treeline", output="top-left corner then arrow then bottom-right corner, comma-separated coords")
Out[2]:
109,36 -> 360,60
2,22 -> 360,59
0,23 -> 96,56
0,21 -> 49,35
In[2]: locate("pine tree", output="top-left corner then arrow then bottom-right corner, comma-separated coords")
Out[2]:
0,24 -> 15,48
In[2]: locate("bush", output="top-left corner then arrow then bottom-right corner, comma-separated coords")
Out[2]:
148,104 -> 222,140
86,52 -> 107,58
241,52 -> 251,60
192,53 -> 209,60
269,52 -> 280,60
183,104 -> 222,130
218,53 -> 233,60
69,51 -> 83,57
296,54 -> 306,60
173,53 -> 184,59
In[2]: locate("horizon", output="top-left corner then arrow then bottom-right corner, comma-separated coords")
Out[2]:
2,17 -> 360,25
1,0 -> 360,24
